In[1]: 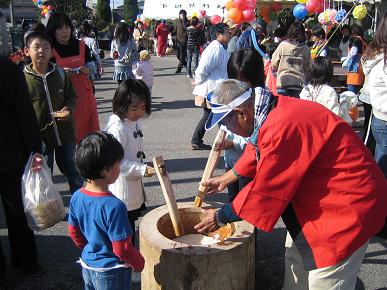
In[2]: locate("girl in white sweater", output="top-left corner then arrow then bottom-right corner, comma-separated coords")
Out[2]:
105,79 -> 154,245
300,56 -> 340,115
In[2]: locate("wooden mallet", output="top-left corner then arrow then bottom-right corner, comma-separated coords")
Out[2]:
194,129 -> 226,208
153,156 -> 185,237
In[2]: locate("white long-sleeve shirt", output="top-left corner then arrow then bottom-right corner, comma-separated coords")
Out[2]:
193,40 -> 229,97
300,84 -> 340,115
133,60 -> 154,90
105,114 -> 146,211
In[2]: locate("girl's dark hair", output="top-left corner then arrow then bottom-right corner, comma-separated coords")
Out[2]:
113,79 -> 151,119
351,24 -> 363,37
364,13 -> 387,61
191,16 -> 199,27
227,48 -> 265,88
114,22 -> 132,44
287,22 -> 306,43
311,25 -> 325,39
136,21 -> 143,28
46,12 -> 75,42
307,56 -> 333,86
80,20 -> 93,37
75,131 -> 124,180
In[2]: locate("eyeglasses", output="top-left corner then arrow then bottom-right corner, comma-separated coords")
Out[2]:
133,130 -> 143,139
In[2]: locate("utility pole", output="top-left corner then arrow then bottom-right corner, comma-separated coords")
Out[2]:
9,0 -> 15,27
112,0 -> 114,24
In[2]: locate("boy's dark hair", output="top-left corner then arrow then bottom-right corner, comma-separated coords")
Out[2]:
287,22 -> 306,43
341,24 -> 350,33
311,25 -> 325,39
46,12 -> 75,42
240,22 -> 251,32
191,16 -> 199,27
213,23 -> 227,35
307,56 -> 333,86
227,48 -> 265,88
75,131 -> 124,180
25,31 -> 52,47
113,79 -> 151,119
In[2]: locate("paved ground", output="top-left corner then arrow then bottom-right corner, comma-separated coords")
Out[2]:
0,55 -> 386,290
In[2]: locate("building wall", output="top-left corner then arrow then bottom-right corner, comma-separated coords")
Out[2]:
1,0 -> 38,21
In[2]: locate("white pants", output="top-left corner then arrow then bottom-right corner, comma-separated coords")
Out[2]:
282,232 -> 369,290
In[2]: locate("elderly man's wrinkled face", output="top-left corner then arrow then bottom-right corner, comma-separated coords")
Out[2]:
219,100 -> 255,137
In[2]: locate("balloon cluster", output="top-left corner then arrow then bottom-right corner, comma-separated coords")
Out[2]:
192,10 -> 207,21
318,9 -> 337,25
353,4 -> 367,20
32,0 -> 53,18
293,0 -> 324,20
224,0 -> 256,24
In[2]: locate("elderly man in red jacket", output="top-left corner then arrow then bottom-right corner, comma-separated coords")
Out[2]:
195,79 -> 387,289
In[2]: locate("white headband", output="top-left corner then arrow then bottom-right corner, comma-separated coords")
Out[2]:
211,88 -> 252,114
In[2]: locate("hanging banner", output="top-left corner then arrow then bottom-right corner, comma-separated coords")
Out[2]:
143,0 -> 229,19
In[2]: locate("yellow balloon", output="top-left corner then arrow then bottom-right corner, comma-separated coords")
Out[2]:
192,11 -> 198,17
296,0 -> 308,4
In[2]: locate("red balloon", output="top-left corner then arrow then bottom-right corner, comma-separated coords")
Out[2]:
245,0 -> 256,10
242,9 -> 256,22
233,0 -> 248,11
306,0 -> 320,13
271,2 -> 282,12
41,11 -> 46,17
201,10 -> 206,16
210,15 -> 222,25
228,7 -> 242,23
316,1 -> 325,13
47,5 -> 52,10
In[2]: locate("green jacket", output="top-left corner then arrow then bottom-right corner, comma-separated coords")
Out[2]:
24,63 -> 77,150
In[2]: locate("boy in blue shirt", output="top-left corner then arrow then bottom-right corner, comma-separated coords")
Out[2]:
68,132 -> 144,290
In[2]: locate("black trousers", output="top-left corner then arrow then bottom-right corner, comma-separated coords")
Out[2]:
0,168 -> 37,280
191,108 -> 211,145
176,42 -> 187,69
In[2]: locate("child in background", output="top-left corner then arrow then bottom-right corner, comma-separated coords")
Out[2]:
111,22 -> 138,84
300,56 -> 340,115
105,79 -> 155,247
69,132 -> 144,290
24,31 -> 83,194
133,50 -> 154,91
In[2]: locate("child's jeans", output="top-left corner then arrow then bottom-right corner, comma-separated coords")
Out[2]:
43,142 -> 84,194
82,267 -> 132,290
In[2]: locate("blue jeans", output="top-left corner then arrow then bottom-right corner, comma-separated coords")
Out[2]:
371,116 -> 387,177
82,267 -> 132,290
44,142 -> 83,194
187,46 -> 199,76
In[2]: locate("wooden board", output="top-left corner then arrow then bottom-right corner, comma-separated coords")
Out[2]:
194,129 -> 226,207
153,156 -> 185,237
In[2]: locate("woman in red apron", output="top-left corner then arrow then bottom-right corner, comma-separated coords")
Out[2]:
46,12 -> 100,142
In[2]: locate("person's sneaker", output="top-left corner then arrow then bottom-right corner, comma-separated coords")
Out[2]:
175,68 -> 182,73
190,143 -> 212,150
132,271 -> 141,284
187,74 -> 193,78
17,264 -> 44,278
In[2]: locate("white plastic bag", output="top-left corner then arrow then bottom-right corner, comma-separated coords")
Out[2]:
339,91 -> 358,125
22,154 -> 65,231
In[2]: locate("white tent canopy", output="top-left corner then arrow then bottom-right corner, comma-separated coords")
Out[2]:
142,0 -> 380,20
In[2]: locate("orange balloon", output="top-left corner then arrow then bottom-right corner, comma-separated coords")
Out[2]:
260,6 -> 270,17
225,0 -> 234,10
349,106 -> 359,122
228,7 -> 242,23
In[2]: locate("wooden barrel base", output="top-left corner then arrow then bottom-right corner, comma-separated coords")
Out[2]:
140,202 -> 255,290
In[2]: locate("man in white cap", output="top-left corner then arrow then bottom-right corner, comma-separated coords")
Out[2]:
195,79 -> 387,289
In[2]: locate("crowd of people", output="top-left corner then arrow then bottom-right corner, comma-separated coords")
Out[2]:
0,6 -> 386,290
